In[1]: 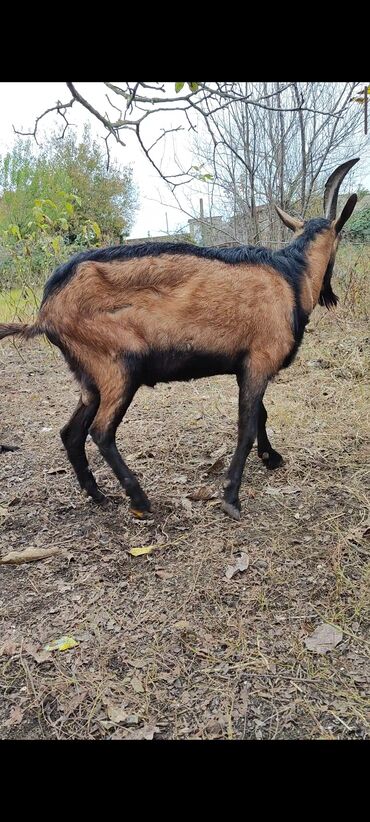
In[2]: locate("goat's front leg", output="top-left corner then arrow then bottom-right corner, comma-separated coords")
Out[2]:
257,400 -> 284,470
222,367 -> 267,521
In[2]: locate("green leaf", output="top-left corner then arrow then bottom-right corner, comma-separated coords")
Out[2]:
9,224 -> 21,240
129,545 -> 155,556
92,221 -> 101,238
44,636 -> 79,652
188,82 -> 199,92
65,202 -> 74,216
175,82 -> 185,93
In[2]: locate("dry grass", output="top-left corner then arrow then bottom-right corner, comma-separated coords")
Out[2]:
0,263 -> 369,739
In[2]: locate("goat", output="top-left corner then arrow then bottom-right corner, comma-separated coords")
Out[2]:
0,159 -> 359,520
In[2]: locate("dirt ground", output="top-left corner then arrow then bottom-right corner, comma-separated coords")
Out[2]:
0,307 -> 369,740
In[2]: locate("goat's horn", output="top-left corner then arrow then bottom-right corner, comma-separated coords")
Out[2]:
324,158 -> 359,221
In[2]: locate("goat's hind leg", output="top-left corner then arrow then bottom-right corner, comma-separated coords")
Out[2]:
222,363 -> 268,520
60,385 -> 105,502
257,400 -> 284,470
89,362 -> 152,518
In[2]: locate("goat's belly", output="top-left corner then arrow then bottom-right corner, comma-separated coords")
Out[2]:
124,348 -> 245,386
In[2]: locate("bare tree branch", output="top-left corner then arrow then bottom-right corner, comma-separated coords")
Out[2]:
16,82 -> 361,189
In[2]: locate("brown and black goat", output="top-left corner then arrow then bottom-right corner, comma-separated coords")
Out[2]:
0,159 -> 359,520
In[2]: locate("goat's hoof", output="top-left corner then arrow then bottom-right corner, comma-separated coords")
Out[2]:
260,450 -> 285,470
130,507 -> 153,520
93,489 -> 107,503
83,486 -> 107,503
221,500 -> 241,521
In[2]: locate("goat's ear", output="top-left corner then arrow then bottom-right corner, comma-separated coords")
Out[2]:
334,193 -> 357,235
275,205 -> 304,233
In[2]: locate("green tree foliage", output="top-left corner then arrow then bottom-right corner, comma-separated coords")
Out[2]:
0,126 -> 138,289
346,207 -> 370,240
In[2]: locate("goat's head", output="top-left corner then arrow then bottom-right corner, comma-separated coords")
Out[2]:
275,158 -> 359,308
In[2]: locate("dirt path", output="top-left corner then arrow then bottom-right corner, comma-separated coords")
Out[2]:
0,310 -> 369,739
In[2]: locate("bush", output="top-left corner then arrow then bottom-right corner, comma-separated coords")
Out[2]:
345,207 -> 370,241
0,127 -> 138,291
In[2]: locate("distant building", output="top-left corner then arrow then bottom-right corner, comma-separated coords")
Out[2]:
125,233 -> 192,246
188,194 -> 370,248
125,193 -> 370,249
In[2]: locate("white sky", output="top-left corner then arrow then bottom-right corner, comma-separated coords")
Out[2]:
0,82 -> 368,240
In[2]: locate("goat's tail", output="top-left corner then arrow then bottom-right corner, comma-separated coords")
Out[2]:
0,321 -> 44,342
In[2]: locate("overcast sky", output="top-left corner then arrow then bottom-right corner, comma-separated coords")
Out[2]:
0,82 -> 368,240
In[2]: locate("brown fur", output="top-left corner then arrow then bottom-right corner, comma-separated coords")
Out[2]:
39,256 -> 296,392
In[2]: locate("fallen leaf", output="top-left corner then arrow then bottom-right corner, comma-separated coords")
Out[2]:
205,719 -> 223,737
129,545 -> 155,557
44,636 -> 79,652
24,642 -> 51,663
107,705 -> 131,723
264,487 -> 281,496
180,497 -> 193,514
5,706 -> 24,727
131,676 -> 145,693
265,485 -> 300,496
0,639 -> 18,656
124,723 -> 160,740
128,658 -> 148,669
0,547 -> 60,564
174,620 -> 191,630
187,486 -> 217,501
209,443 -> 228,460
155,570 -> 173,580
225,552 -> 250,580
47,467 -> 67,475
304,623 -> 343,655
205,457 -> 225,476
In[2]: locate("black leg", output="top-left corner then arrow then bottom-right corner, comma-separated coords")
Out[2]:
89,381 -> 152,518
222,368 -> 267,520
60,393 -> 105,502
257,400 -> 284,470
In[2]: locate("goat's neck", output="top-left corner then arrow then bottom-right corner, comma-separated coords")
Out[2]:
303,231 -> 334,313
